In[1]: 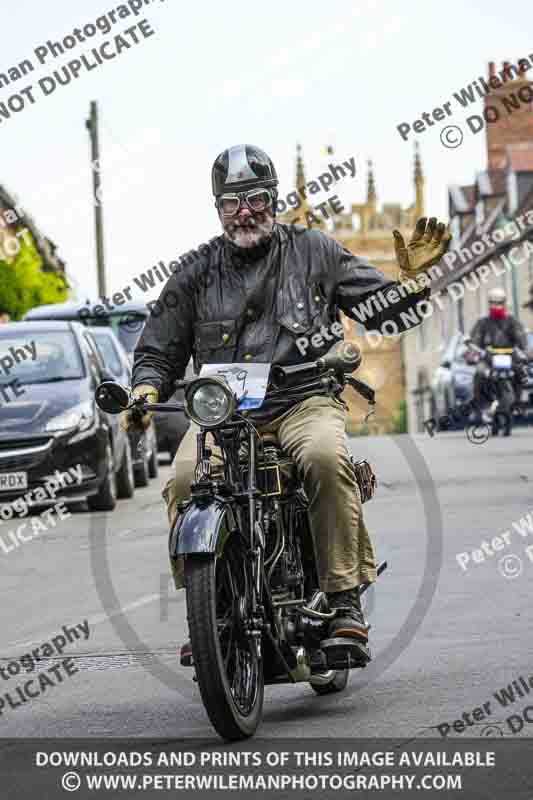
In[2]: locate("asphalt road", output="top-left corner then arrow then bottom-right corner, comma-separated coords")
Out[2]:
2,428 -> 533,741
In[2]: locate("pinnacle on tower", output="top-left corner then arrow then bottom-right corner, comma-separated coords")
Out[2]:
296,142 -> 306,190
414,141 -> 423,180
367,159 -> 376,205
294,143 -> 312,222
414,141 -> 424,218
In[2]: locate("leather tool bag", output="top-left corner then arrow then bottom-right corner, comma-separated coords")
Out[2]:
350,458 -> 377,503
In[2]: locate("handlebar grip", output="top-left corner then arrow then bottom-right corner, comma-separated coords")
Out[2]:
347,377 -> 375,404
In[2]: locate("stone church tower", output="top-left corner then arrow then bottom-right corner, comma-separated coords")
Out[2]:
280,144 -> 425,433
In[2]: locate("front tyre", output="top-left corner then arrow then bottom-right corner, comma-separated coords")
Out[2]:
88,442 -> 117,512
133,453 -> 150,488
185,551 -> 264,740
116,440 -> 135,499
148,434 -> 159,478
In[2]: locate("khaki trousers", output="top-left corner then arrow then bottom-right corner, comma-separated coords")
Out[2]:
163,395 -> 377,593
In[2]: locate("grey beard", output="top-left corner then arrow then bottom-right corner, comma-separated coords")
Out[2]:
224,217 -> 274,249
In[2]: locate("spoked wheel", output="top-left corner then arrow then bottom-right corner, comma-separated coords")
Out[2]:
184,536 -> 264,740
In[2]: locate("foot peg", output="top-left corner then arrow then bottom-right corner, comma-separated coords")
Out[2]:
320,637 -> 371,670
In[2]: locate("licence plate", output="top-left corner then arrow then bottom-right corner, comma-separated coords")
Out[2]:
493,354 -> 512,369
0,472 -> 28,491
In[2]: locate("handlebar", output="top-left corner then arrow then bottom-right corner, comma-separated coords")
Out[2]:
96,343 -> 375,417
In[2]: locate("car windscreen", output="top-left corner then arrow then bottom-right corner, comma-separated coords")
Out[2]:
115,319 -> 145,357
85,315 -> 146,358
90,332 -> 123,376
0,331 -> 84,384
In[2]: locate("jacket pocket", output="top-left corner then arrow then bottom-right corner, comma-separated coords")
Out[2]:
277,284 -> 331,338
193,320 -> 237,366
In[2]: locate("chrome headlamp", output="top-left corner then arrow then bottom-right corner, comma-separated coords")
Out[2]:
184,377 -> 236,428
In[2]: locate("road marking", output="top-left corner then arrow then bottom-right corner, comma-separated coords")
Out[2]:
1,592 -> 163,653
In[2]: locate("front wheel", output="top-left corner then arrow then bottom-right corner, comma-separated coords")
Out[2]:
116,440 -> 135,499
133,453 -> 150,488
88,442 -> 117,512
185,548 -> 264,741
148,434 -> 159,478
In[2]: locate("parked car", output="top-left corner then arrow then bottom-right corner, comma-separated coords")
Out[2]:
0,321 -> 135,511
432,331 -> 475,426
24,301 -> 189,458
89,326 -> 158,486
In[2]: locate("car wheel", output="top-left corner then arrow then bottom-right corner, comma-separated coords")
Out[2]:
116,440 -> 135,499
134,453 -> 150,488
88,442 -> 117,512
148,435 -> 159,479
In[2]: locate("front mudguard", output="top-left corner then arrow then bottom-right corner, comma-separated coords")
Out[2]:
168,499 -> 238,589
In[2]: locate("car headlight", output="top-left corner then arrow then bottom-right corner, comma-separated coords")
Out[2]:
185,377 -> 235,428
45,402 -> 95,433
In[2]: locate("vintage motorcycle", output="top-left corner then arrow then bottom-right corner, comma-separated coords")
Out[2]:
464,339 -> 527,436
95,343 -> 386,741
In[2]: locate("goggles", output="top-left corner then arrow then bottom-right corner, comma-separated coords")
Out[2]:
216,187 -> 274,217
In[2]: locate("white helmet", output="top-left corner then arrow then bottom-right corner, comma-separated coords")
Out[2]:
488,287 -> 506,305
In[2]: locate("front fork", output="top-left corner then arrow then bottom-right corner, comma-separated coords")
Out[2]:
193,425 -> 267,659
246,426 -> 265,658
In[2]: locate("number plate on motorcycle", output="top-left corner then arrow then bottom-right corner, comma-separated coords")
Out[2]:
199,363 -> 270,410
492,354 -> 512,369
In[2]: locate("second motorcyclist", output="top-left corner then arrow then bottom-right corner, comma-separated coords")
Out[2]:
469,287 -> 527,422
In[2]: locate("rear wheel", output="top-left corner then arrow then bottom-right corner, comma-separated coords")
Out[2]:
184,540 -> 264,740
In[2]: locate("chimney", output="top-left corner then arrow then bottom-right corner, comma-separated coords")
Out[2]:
485,57 -> 533,170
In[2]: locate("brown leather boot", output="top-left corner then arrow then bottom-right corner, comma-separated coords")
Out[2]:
327,587 -> 369,644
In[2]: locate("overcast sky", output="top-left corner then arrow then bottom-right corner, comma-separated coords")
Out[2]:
1,0 -> 532,303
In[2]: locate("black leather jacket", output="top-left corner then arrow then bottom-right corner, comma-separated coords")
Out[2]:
470,315 -> 527,351
133,223 -> 430,421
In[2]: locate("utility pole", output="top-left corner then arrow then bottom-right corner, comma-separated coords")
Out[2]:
85,100 -> 106,298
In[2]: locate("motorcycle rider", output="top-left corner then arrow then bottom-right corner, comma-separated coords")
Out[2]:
121,144 -> 451,662
469,287 -> 527,418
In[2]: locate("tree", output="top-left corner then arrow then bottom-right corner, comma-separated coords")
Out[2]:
392,399 -> 408,434
0,231 -> 68,319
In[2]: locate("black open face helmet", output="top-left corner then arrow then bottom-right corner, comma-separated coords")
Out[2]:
212,144 -> 278,199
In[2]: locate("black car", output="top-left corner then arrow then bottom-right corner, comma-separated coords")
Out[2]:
23,300 -> 189,459
0,321 -> 135,512
89,326 -> 159,485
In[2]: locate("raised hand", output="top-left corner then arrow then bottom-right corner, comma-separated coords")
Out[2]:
393,217 -> 452,280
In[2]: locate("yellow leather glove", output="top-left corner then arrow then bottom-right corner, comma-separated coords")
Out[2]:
119,384 -> 159,433
393,216 -> 452,284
